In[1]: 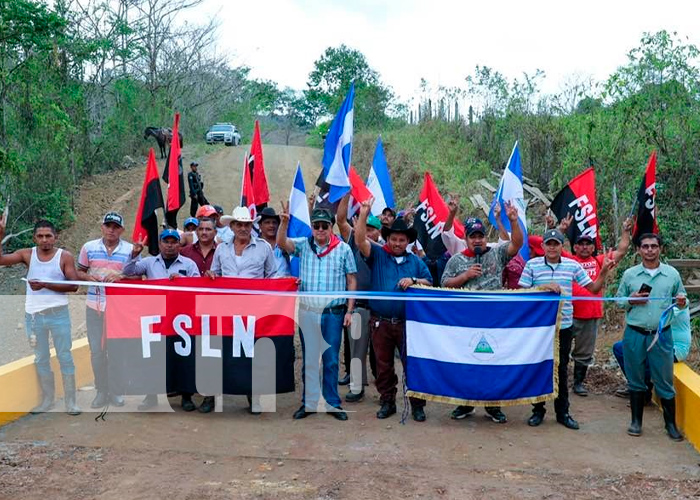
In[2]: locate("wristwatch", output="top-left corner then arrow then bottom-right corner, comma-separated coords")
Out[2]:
411,277 -> 417,284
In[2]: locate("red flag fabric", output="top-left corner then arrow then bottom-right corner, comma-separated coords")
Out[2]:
632,151 -> 659,245
166,113 -> 183,212
417,172 -> 465,238
105,277 -> 298,395
248,120 -> 270,206
549,167 -> 601,249
132,148 -> 164,255
349,166 -> 372,204
241,153 -> 257,220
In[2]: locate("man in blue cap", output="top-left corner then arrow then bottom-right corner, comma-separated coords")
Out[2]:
441,203 -> 523,424
123,228 -> 200,411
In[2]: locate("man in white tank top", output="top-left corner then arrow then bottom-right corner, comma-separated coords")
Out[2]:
0,218 -> 81,415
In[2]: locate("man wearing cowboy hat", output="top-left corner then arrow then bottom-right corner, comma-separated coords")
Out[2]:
206,206 -> 278,414
257,207 -> 290,277
210,206 -> 277,279
355,199 -> 433,422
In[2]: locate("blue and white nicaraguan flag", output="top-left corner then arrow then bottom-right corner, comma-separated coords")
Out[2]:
287,162 -> 312,277
405,287 -> 561,406
322,82 -> 355,203
489,141 -> 529,261
367,136 -> 395,217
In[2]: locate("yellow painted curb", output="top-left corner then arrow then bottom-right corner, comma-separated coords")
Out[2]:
674,362 -> 700,452
0,338 -> 92,426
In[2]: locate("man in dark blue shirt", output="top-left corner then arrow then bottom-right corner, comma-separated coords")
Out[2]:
355,199 -> 433,422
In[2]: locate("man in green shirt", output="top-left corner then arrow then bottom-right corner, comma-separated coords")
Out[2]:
616,233 -> 687,441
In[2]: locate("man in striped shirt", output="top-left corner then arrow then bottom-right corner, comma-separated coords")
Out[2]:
76,212 -> 133,409
518,229 -> 613,430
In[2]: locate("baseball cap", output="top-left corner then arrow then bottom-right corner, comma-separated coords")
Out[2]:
367,215 -> 382,230
102,212 -> 124,227
310,208 -> 333,224
184,217 -> 199,229
195,205 -> 217,217
212,205 -> 224,216
160,229 -> 181,241
382,207 -> 396,217
464,217 -> 486,236
576,234 -> 595,244
190,161 -> 199,167
543,229 -> 565,244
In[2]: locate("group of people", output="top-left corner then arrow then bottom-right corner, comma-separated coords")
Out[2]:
0,182 -> 689,441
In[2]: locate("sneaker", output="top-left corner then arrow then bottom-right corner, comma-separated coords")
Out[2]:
485,407 -> 507,424
451,405 -> 476,420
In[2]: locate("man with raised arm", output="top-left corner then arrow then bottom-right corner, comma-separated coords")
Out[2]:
441,201 -> 523,424
355,198 -> 433,422
518,229 -> 614,430
0,217 -> 81,415
278,202 -> 357,421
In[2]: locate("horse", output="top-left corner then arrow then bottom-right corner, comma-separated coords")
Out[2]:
144,126 -> 184,159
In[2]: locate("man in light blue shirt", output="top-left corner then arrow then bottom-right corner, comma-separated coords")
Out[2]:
615,233 -> 687,441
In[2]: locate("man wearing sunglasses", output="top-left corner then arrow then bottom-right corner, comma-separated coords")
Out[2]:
616,233 -> 687,441
355,198 -> 433,422
278,203 -> 357,421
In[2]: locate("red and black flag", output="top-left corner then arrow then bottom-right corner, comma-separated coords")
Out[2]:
632,151 -> 659,245
105,277 -> 298,396
248,120 -> 270,210
162,113 -> 185,228
413,172 -> 465,260
241,153 -> 257,220
132,148 -> 164,256
549,167 -> 601,249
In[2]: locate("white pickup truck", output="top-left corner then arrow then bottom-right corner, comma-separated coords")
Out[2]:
205,123 -> 241,146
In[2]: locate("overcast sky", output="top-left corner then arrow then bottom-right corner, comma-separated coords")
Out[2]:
197,0 -> 700,103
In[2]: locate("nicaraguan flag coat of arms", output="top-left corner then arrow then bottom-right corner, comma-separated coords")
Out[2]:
405,287 -> 562,406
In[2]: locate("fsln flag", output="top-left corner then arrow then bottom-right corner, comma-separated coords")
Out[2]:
405,287 -> 559,405
632,150 -> 659,245
414,172 -> 465,259
313,169 -> 340,214
288,162 -> 312,277
549,167 -> 601,249
489,141 -> 529,260
132,148 -> 164,256
248,120 -> 270,208
322,82 -> 354,203
367,136 -> 395,217
349,167 -> 372,205
105,277 -> 298,396
163,113 -> 185,228
240,153 -> 257,220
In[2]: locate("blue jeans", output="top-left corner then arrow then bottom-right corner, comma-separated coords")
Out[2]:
298,307 -> 345,410
25,306 -> 74,377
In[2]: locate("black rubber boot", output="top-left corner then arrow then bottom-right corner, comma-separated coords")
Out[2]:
573,363 -> 588,396
660,398 -> 683,442
30,372 -> 55,414
62,374 -> 82,416
627,391 -> 645,436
